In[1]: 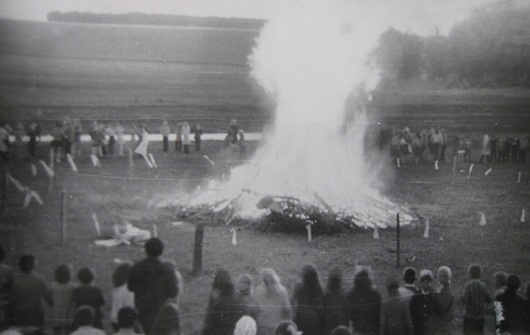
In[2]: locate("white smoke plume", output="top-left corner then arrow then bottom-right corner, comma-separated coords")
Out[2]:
163,0 -> 484,227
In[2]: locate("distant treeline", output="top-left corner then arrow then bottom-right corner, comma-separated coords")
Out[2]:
375,7 -> 530,88
47,11 -> 266,30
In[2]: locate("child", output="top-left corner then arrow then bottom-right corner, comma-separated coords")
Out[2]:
72,268 -> 105,329
194,124 -> 203,152
70,306 -> 105,335
111,262 -> 135,331
114,306 -> 141,335
175,123 -> 183,152
237,274 -> 259,320
49,264 -> 75,335
160,121 -> 170,152
461,263 -> 491,334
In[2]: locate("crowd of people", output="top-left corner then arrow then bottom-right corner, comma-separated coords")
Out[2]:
387,127 -> 529,166
1,240 -> 529,335
0,118 -> 253,164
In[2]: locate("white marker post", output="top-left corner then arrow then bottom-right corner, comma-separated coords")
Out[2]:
467,164 -> 474,179
423,219 -> 430,238
6,174 -> 25,192
92,213 -> 102,236
90,154 -> 101,167
518,171 -> 521,183
479,212 -> 487,226
306,224 -> 312,242
373,226 -> 379,239
31,164 -> 37,177
152,223 -> 158,238
396,158 -> 401,168
39,160 -> 55,178
66,154 -> 78,172
521,209 -> 526,223
148,154 -> 158,168
231,228 -> 237,245
435,160 -> 439,171
485,168 -> 492,176
128,148 -> 134,180
30,190 -> 44,205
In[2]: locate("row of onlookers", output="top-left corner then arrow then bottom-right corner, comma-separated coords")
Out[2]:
388,126 -> 528,165
1,239 -> 529,335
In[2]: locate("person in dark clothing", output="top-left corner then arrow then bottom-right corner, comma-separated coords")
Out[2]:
202,268 -> 243,335
27,122 -> 38,158
494,274 -> 526,335
344,267 -> 381,335
194,124 -> 204,152
510,136 -> 519,163
151,302 -> 181,335
323,267 -> 346,335
128,238 -> 178,335
72,267 -> 105,329
7,254 -> 48,334
291,264 -> 326,335
409,269 -> 438,335
236,274 -> 260,320
490,134 -> 497,163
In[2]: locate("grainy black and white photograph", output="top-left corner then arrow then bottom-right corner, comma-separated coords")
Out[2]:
0,0 -> 529,334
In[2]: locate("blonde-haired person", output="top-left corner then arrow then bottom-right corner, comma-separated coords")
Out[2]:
430,266 -> 456,335
255,268 -> 292,335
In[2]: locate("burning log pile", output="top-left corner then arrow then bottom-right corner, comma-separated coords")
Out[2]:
173,188 -> 414,235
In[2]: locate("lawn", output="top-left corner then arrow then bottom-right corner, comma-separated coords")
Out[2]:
0,139 -> 528,335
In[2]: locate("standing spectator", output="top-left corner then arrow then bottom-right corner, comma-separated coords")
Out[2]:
72,120 -> 82,158
430,266 -> 455,335
160,121 -> 170,152
111,262 -> 135,331
106,123 -> 116,155
70,306 -> 105,335
194,124 -> 203,152
13,123 -> 24,147
114,306 -> 141,335
490,134 -> 498,163
51,121 -> 64,162
479,134 -> 491,163
344,267 -> 381,335
0,124 -> 9,162
161,260 -> 183,307
128,238 -> 177,334
461,263 -> 491,335
518,135 -> 528,163
150,303 -> 181,335
26,122 -> 38,158
72,268 -> 105,329
493,271 -> 508,298
63,120 -> 74,159
494,274 -> 526,335
409,269 -> 438,335
237,274 -> 260,320
175,123 -> 183,152
202,268 -> 243,335
7,255 -> 48,333
497,136 -> 507,163
255,268 -> 291,335
228,119 -> 239,145
133,126 -> 150,158
115,122 -> 125,156
398,267 -> 419,299
291,264 -> 325,335
440,128 -> 448,161
89,122 -> 103,157
49,264 -> 75,335
510,135 -> 519,163
411,132 -> 424,164
379,277 -> 413,335
0,246 -> 14,331
430,128 -> 443,161
323,267 -> 346,335
463,136 -> 472,162
182,122 -> 191,154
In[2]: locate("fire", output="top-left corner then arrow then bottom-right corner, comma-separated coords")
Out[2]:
162,0 -> 482,230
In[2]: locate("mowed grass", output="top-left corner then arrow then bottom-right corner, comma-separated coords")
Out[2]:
0,140 -> 529,335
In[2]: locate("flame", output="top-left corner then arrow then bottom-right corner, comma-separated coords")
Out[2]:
161,0 -> 479,228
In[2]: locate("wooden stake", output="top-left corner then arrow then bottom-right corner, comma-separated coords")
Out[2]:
396,213 -> 400,268
231,228 -> 237,245
306,224 -> 312,242
61,190 -> 66,245
192,221 -> 205,276
467,164 -> 474,179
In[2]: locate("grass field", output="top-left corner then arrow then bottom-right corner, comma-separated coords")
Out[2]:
0,18 -> 530,335
0,140 -> 529,335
